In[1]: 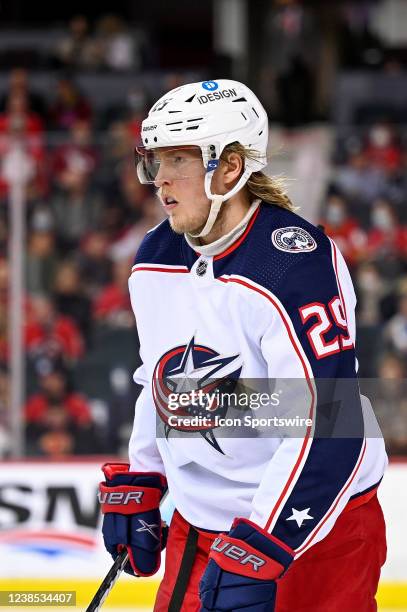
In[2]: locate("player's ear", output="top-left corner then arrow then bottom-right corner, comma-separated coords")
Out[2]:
223,152 -> 243,186
212,152 -> 243,194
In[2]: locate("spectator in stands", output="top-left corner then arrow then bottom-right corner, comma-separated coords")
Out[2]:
25,294 -> 84,367
48,77 -> 93,132
25,365 -> 101,456
30,413 -> 76,456
52,261 -> 91,344
26,208 -> 58,296
367,198 -> 407,259
77,232 -> 113,299
354,262 -> 389,326
117,157 -> 151,220
95,120 -> 134,208
332,150 -> 386,218
0,90 -> 44,139
92,258 -> 133,328
95,153 -> 151,246
51,119 -> 98,191
0,90 -> 44,151
50,150 -> 105,253
0,259 -> 37,363
0,93 -> 47,201
0,68 -> 47,119
105,119 -> 133,165
321,194 -> 366,268
94,14 -> 139,71
53,15 -> 101,71
374,353 -> 407,455
378,149 -> 407,220
26,365 -> 91,426
109,196 -> 165,262
262,0 -> 319,125
363,122 -> 402,173
337,2 -> 384,69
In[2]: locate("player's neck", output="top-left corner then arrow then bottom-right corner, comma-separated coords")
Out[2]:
199,192 -> 252,246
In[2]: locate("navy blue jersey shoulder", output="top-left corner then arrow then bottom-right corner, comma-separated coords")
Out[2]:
133,219 -> 186,267
213,202 -> 333,294
214,202 -> 357,377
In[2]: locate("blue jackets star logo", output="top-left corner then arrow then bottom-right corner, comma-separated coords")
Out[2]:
152,336 -> 242,453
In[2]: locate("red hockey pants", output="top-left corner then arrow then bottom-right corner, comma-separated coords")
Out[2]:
154,492 -> 386,612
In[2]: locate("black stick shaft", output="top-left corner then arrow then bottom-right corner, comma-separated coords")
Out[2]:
85,548 -> 129,612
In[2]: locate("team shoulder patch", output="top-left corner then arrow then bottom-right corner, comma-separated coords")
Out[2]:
271,226 -> 317,253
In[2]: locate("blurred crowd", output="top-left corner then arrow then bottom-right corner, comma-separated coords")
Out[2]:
52,14 -> 148,72
0,13 -> 151,73
0,66 -> 166,458
320,119 -> 407,453
261,0 -> 407,126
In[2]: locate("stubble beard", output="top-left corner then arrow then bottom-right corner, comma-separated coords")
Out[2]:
168,210 -> 208,235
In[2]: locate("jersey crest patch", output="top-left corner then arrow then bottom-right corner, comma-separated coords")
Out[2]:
271,227 -> 317,253
152,336 -> 242,453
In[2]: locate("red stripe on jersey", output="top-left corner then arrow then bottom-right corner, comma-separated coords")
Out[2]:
216,274 -> 315,531
213,206 -> 260,261
131,266 -> 189,274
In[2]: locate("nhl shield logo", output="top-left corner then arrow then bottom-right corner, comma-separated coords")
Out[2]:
196,259 -> 208,276
271,227 -> 317,253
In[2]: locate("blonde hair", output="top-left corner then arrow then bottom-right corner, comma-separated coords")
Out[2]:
221,142 -> 296,212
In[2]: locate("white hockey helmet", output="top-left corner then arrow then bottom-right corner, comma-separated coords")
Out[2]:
137,79 -> 268,237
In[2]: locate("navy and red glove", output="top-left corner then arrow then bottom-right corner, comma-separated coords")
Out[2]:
99,462 -> 167,577
199,518 -> 294,611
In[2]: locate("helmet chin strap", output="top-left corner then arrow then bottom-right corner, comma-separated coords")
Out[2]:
189,167 -> 252,239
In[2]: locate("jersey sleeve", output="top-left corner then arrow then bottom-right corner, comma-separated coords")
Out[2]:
127,260 -> 166,475
128,362 -> 166,476
249,241 -> 365,557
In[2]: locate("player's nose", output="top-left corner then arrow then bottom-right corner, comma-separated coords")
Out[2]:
154,166 -> 172,188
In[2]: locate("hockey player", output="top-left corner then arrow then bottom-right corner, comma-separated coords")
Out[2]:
99,79 -> 387,611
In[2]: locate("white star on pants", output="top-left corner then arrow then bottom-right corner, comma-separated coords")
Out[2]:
286,507 -> 314,528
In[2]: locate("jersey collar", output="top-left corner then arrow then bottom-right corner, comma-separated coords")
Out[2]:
185,199 -> 261,259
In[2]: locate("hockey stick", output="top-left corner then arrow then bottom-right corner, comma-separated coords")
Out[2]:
86,491 -> 169,612
85,548 -> 129,612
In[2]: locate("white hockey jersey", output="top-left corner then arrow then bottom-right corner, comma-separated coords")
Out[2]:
128,202 -> 387,557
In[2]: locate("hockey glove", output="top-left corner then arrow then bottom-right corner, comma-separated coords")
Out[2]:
99,462 -> 167,577
199,518 -> 294,611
